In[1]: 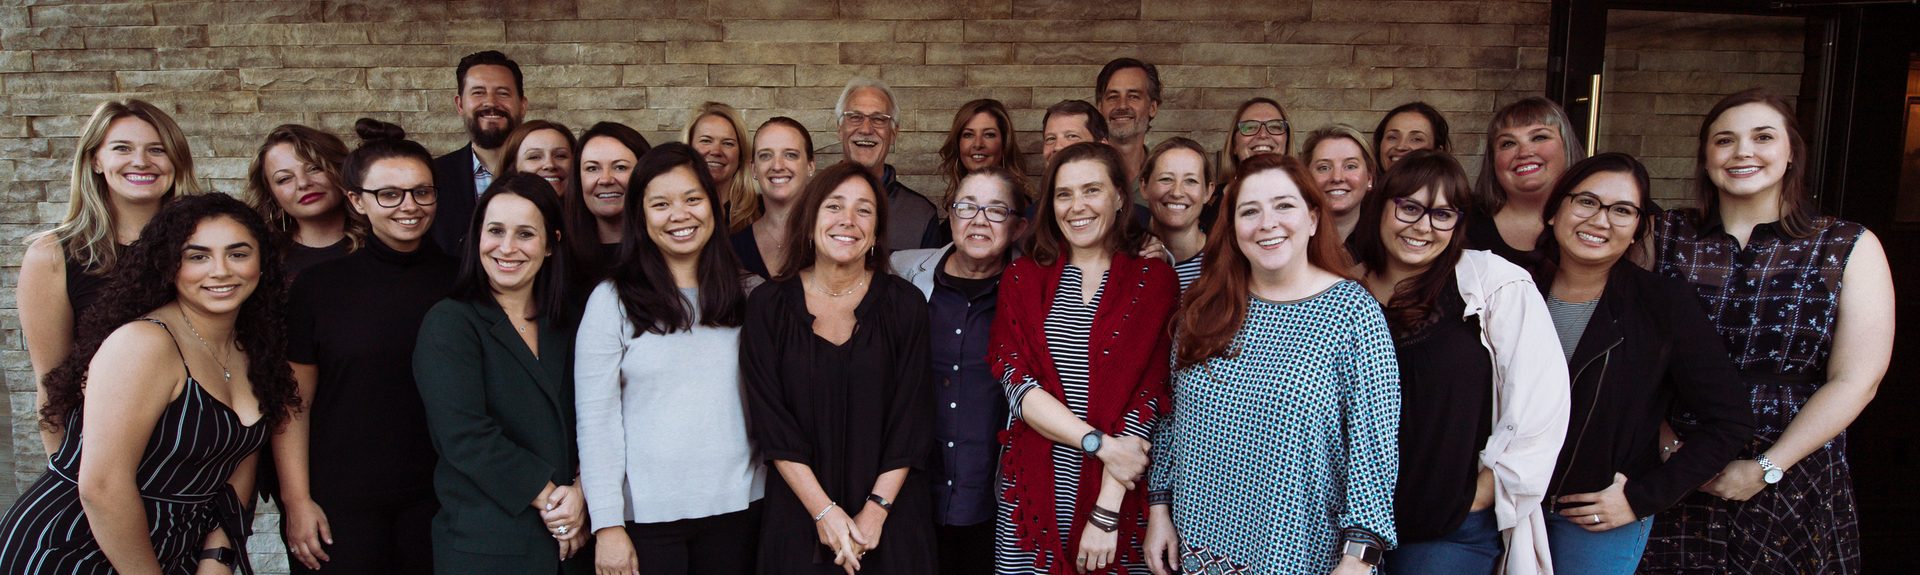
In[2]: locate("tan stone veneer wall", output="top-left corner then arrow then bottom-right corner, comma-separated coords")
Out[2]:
0,1 -> 1567,571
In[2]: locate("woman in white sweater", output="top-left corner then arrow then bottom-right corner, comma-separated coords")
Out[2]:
574,142 -> 766,575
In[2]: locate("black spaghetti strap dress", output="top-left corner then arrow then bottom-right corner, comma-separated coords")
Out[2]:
0,318 -> 267,574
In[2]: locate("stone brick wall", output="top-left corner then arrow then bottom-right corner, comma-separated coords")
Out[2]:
0,1 -> 1572,571
1599,10 -> 1805,205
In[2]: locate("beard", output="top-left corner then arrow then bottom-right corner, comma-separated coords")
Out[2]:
466,111 -> 518,149
1107,114 -> 1149,141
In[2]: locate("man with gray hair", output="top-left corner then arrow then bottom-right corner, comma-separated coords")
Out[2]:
835,77 -> 939,251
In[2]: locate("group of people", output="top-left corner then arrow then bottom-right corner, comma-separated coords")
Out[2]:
0,49 -> 1893,575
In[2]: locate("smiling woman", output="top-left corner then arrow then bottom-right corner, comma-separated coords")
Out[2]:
1466,97 -> 1589,269
1,193 -> 297,575
243,124 -> 368,279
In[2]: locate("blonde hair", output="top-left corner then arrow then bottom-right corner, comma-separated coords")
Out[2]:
684,102 -> 759,234
1300,124 -> 1379,176
31,99 -> 204,273
243,124 -> 367,252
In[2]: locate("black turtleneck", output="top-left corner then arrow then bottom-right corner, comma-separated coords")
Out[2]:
286,236 -> 458,506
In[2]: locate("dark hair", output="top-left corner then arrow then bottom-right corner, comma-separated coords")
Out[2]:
40,194 -> 300,433
1372,101 -> 1452,161
1042,99 -> 1110,143
938,99 -> 1025,199
564,121 -> 653,290
1351,149 -> 1474,340
1027,142 -> 1144,267
779,161 -> 891,279
456,50 -> 524,95
451,173 -> 569,325
754,116 -> 815,161
340,118 -> 434,192
1691,88 -> 1818,238
1176,153 -> 1353,367
955,165 -> 1033,215
243,123 -> 369,253
1095,58 -> 1162,103
501,120 -> 578,179
610,142 -> 748,334
1473,96 -> 1588,216
1534,153 -> 1656,270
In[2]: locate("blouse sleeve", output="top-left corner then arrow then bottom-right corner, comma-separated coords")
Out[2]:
1478,275 -> 1572,530
1147,359 -> 1181,505
1340,297 -> 1402,548
741,285 -> 814,465
413,300 -> 556,513
573,282 -> 630,532
1623,284 -> 1756,517
879,286 -> 934,473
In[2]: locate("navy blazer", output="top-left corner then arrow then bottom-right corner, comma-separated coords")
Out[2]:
429,144 -> 478,256
413,296 -> 586,573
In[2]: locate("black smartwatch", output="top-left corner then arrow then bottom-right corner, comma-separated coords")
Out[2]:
1343,540 -> 1383,567
199,547 -> 239,568
1079,430 -> 1104,455
866,493 -> 893,512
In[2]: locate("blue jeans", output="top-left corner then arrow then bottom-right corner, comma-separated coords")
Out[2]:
1383,509 -> 1501,575
1544,510 -> 1652,575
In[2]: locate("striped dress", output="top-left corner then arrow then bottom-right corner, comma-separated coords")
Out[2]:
1172,252 -> 1204,292
996,265 -> 1154,574
0,319 -> 266,574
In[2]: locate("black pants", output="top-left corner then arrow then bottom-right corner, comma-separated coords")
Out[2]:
287,495 -> 436,575
625,501 -> 763,575
936,521 -> 994,575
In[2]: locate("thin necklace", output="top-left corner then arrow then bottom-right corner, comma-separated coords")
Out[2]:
810,275 -> 865,298
179,310 -> 235,384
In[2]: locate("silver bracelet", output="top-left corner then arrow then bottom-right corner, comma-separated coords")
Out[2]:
812,501 -> 838,522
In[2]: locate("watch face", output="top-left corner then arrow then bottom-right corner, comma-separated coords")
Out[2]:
1081,432 -> 1101,453
1763,468 -> 1784,484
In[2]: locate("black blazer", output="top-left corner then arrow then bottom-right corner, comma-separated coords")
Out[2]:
1538,259 -> 1756,517
413,297 -> 586,573
430,144 -> 478,256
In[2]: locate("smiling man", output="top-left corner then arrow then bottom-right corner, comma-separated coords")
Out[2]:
1095,58 -> 1163,190
835,77 -> 940,252
429,50 -> 528,254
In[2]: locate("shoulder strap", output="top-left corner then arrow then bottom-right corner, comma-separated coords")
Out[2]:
137,317 -> 192,372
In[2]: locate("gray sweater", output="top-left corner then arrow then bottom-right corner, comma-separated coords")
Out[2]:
574,283 -> 766,529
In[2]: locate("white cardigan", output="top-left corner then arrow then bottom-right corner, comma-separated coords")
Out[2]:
1453,250 -> 1571,575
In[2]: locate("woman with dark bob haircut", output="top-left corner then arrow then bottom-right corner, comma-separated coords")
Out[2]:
743,160 -> 937,574
0,193 -> 300,574
415,172 -> 590,573
1527,153 -> 1753,575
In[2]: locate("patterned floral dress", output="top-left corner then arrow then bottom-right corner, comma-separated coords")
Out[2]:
1642,211 -> 1867,574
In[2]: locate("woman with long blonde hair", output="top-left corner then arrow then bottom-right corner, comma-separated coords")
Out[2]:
686,101 -> 760,234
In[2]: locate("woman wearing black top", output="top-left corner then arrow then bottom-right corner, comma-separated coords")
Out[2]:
742,161 -> 936,574
243,124 -> 368,279
563,122 -> 651,310
1531,154 -> 1753,574
1466,98 -> 1587,269
274,119 -> 459,575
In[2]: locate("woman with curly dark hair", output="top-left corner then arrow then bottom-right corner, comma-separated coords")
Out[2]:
0,193 -> 300,574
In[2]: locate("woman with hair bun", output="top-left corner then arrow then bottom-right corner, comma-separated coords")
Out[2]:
274,119 -> 459,575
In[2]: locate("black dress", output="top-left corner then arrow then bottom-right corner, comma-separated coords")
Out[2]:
285,237 -> 457,574
64,246 -> 126,325
0,319 -> 266,574
1464,215 -> 1548,270
741,274 -> 937,574
731,227 -> 773,280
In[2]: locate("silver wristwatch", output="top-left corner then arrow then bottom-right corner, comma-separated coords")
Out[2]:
1756,454 -> 1785,484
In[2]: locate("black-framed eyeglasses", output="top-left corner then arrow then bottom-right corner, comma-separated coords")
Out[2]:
1390,197 -> 1462,231
1236,119 -> 1290,137
358,186 -> 438,208
1564,192 -> 1642,226
839,111 -> 894,128
951,201 -> 1013,223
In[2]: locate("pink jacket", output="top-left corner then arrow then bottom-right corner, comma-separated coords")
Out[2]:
1454,250 -> 1572,575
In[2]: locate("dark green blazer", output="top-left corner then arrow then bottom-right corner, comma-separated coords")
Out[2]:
413,297 -> 587,574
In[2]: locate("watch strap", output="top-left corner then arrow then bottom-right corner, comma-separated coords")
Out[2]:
865,493 -> 893,511
1343,540 -> 1383,566
198,547 -> 239,567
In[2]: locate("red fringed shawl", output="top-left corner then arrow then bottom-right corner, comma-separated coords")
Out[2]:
989,252 -> 1179,574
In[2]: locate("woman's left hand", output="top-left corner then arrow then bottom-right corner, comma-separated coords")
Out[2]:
1555,473 -> 1637,531
1700,460 -> 1769,501
1138,235 -> 1172,264
1075,522 -> 1119,574
543,484 -> 588,545
852,505 -> 888,553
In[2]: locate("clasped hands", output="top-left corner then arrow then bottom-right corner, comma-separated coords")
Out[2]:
815,500 -> 889,575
